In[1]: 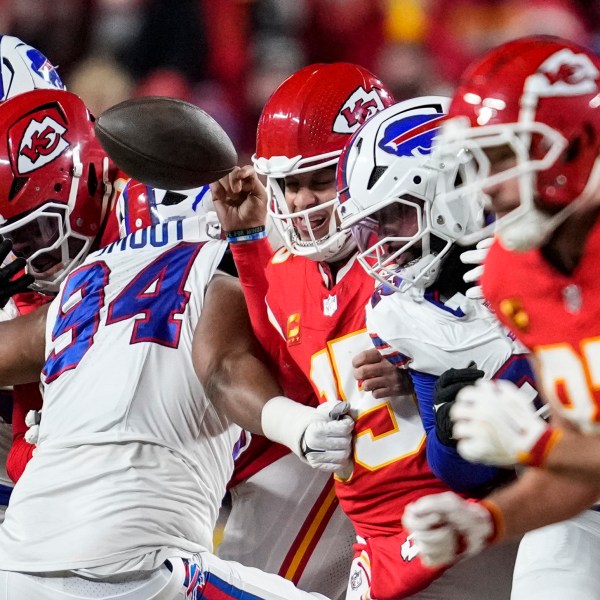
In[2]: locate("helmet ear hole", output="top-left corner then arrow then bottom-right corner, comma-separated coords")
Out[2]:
367,166 -> 387,189
9,177 -> 27,200
162,191 -> 187,206
564,136 -> 582,163
87,163 -> 99,197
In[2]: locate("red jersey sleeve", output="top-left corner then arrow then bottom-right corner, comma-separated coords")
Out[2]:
7,382 -> 41,483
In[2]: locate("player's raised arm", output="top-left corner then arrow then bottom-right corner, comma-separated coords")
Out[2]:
210,164 -> 268,233
0,304 -> 47,386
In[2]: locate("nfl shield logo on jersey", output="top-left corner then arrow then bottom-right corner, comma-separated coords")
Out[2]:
323,294 -> 338,316
350,568 -> 363,590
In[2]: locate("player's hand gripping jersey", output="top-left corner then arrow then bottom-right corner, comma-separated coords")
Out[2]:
0,217 -> 242,576
482,229 -> 600,434
264,248 -> 449,538
367,283 -> 537,493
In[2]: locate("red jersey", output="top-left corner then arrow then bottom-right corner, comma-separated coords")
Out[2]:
264,247 -> 449,539
482,227 -> 600,432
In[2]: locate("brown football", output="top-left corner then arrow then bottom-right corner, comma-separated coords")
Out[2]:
94,96 -> 237,190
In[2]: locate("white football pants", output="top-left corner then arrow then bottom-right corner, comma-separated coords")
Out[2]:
511,508 -> 600,600
0,554 -> 330,600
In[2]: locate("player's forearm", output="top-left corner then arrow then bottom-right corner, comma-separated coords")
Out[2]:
542,427 -> 600,481
0,306 -> 47,386
203,345 -> 283,434
485,467 -> 600,540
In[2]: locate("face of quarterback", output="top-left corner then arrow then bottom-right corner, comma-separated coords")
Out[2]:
482,145 -> 521,218
283,166 -> 338,241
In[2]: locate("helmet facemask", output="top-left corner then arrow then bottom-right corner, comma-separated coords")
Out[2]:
350,186 -> 458,294
257,154 -> 356,262
0,203 -> 93,294
337,95 -> 484,293
434,117 -> 570,252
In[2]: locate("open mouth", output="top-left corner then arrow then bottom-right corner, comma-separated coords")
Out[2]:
293,212 -> 330,240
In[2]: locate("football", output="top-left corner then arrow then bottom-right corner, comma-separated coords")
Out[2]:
94,96 -> 237,190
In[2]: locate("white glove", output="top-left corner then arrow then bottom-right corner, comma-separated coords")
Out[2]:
24,409 -> 41,445
452,379 -> 555,467
261,397 -> 354,474
301,401 -> 354,473
402,492 -> 496,567
460,237 -> 493,300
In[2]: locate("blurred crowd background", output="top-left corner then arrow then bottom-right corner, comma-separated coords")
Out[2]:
2,0 -> 598,163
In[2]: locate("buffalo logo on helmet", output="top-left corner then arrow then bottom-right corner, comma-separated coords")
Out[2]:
334,86 -> 388,134
26,48 -> 64,89
529,48 -> 600,97
17,115 -> 69,174
379,114 -> 446,158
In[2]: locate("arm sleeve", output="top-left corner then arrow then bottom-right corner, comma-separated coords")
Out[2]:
230,238 -> 274,348
7,382 -> 42,483
410,368 -> 508,497
230,238 -> 314,403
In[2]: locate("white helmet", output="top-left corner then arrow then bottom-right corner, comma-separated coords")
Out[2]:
337,96 -> 483,293
0,35 -> 65,100
116,180 -> 218,238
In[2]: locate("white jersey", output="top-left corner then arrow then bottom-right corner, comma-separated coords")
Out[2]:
0,417 -> 11,520
367,290 -> 528,377
0,217 -> 241,576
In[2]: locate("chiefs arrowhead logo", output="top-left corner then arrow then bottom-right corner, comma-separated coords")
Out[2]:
400,533 -> 419,562
527,48 -> 600,98
18,116 -> 69,175
334,86 -> 387,134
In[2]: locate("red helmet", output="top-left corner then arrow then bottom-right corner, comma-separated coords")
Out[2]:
253,62 -> 394,261
0,89 -> 114,292
435,36 -> 600,251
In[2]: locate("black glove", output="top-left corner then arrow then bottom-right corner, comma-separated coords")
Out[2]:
434,365 -> 484,446
0,236 -> 34,309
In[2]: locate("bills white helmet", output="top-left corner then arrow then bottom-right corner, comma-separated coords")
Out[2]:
116,180 -> 217,238
0,35 -> 64,100
337,96 -> 483,292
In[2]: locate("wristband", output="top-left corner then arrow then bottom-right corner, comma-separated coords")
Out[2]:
479,498 -> 506,543
261,395 -> 321,458
518,427 -> 563,468
226,225 -> 267,243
